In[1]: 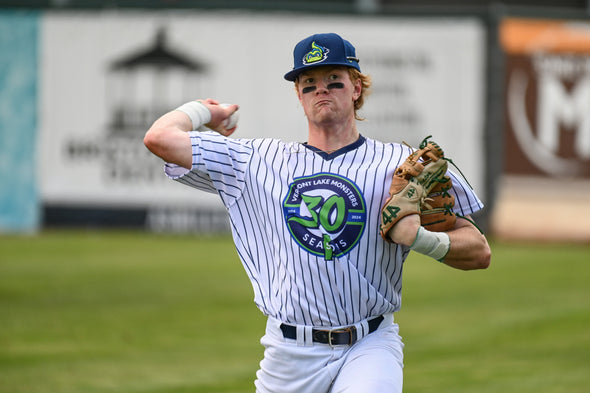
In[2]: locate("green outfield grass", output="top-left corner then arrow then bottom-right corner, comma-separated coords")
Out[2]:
0,231 -> 588,393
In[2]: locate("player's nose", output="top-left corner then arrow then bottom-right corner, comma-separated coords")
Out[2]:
315,80 -> 329,94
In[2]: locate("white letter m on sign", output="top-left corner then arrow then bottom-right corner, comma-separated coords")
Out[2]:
537,74 -> 590,159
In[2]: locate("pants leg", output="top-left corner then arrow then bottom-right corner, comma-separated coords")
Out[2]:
329,323 -> 404,393
255,317 -> 346,393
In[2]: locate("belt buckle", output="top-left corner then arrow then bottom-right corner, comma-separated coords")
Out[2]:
328,326 -> 357,347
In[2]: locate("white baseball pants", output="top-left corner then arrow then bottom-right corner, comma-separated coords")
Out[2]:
255,313 -> 404,393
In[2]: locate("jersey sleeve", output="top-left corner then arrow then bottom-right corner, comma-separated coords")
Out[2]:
164,131 -> 253,207
447,169 -> 484,216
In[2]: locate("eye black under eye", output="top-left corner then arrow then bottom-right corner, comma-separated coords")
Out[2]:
327,82 -> 344,90
302,86 -> 317,94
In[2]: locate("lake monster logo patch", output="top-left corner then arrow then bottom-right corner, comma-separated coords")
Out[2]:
283,173 -> 366,261
303,41 -> 329,65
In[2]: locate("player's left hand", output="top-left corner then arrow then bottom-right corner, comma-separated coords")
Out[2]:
380,136 -> 452,242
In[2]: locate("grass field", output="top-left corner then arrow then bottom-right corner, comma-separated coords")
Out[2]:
0,231 -> 589,393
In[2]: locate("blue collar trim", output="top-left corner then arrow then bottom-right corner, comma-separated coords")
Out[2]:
303,135 -> 366,160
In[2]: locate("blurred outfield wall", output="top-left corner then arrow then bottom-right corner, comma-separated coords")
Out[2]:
9,10 -> 487,232
2,7 -> 589,241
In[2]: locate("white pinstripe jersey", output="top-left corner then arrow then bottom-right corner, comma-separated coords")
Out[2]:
165,131 -> 483,328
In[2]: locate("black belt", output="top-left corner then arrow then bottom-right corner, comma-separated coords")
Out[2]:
280,315 -> 384,346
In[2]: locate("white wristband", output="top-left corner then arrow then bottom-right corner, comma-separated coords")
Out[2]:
410,227 -> 450,262
174,101 -> 211,130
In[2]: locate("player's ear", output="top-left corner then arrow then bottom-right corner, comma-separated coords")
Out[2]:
352,77 -> 362,101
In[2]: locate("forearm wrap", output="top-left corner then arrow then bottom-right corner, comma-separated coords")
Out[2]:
174,101 -> 211,131
410,227 -> 450,262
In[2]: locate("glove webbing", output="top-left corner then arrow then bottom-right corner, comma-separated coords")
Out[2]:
417,135 -> 483,234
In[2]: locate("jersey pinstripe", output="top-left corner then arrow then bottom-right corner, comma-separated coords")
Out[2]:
165,131 -> 483,327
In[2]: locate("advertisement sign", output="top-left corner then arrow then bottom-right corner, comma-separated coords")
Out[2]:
501,18 -> 590,177
39,11 -> 485,228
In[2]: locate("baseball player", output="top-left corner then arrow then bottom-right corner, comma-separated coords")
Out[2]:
144,33 -> 491,393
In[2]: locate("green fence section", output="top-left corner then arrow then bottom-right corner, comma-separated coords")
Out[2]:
0,10 -> 40,232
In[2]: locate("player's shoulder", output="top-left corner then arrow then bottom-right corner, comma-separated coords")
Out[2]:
362,135 -> 410,156
231,137 -> 306,158
246,137 -> 298,150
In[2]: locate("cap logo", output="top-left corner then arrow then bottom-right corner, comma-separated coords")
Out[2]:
303,41 -> 329,65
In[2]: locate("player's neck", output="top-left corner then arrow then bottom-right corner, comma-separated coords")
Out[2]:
307,119 -> 359,154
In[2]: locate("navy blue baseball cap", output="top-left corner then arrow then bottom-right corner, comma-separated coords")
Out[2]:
284,33 -> 361,82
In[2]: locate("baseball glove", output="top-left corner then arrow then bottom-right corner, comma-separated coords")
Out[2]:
420,175 -> 456,232
380,136 -> 454,241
